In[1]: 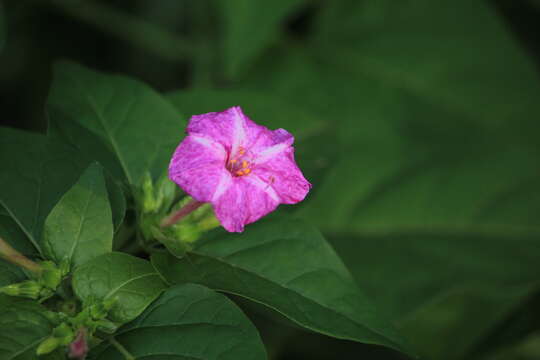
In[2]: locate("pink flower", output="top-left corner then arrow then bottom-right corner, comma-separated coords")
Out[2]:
169,106 -> 311,232
68,328 -> 88,359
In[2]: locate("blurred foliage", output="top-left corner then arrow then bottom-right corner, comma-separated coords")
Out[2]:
1,0 -> 540,359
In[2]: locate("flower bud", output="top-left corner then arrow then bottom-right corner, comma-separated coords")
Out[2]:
141,172 -> 158,213
0,280 -> 41,299
37,336 -> 61,355
155,175 -> 177,212
68,328 -> 88,359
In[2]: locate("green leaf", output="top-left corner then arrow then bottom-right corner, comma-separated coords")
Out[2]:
92,284 -> 267,360
0,127 -> 90,252
0,295 -> 54,360
217,0 -> 308,78
72,252 -> 167,323
0,260 -> 26,286
166,89 -> 337,192
329,233 -> 540,360
152,217 -> 410,356
43,163 -> 113,268
47,61 -> 185,187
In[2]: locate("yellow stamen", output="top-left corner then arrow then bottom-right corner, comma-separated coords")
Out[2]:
230,159 -> 237,164
244,168 -> 251,175
242,160 -> 248,168
236,170 -> 244,176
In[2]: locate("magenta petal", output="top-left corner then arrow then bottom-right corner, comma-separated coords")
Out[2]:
254,147 -> 311,204
187,106 -> 281,156
169,135 -> 227,202
187,106 -> 249,152
213,176 -> 280,232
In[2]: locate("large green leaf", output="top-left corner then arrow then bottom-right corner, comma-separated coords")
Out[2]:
217,0 -> 308,78
152,217 -> 410,356
72,252 -> 167,323
43,163 -> 113,268
91,284 -> 267,360
0,127 -> 90,251
330,232 -> 540,359
167,89 -> 336,190
47,61 -> 185,187
0,295 -> 54,360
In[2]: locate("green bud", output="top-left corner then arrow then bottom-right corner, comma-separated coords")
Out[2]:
141,172 -> 158,213
171,203 -> 219,244
87,297 -> 117,320
96,319 -> 118,334
39,261 -> 63,290
36,337 -> 60,355
0,280 -> 41,299
155,175 -> 177,212
89,303 -> 106,320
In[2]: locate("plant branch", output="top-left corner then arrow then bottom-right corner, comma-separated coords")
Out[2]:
0,237 -> 42,274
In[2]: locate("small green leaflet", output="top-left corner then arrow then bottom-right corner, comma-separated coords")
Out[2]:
43,163 -> 113,269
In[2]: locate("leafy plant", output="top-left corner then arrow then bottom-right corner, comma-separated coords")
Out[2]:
1,1 -> 539,359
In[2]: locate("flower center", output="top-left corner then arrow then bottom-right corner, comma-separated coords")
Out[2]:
227,147 -> 252,177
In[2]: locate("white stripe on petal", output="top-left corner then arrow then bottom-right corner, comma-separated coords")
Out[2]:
191,135 -> 227,159
231,107 -> 247,154
212,171 -> 233,202
253,143 -> 288,164
244,175 -> 280,202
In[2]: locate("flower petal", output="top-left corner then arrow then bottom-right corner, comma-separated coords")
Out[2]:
169,135 -> 228,202
253,146 -> 311,204
187,106 -> 249,153
248,127 -> 294,156
212,176 -> 280,232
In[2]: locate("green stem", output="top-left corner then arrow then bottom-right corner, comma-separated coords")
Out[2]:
109,337 -> 135,360
47,0 -> 195,61
0,237 -> 42,274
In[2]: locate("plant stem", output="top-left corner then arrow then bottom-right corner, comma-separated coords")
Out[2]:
160,199 -> 204,227
0,237 -> 42,274
108,337 -> 135,360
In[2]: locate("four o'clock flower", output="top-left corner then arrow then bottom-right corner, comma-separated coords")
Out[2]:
168,106 -> 311,232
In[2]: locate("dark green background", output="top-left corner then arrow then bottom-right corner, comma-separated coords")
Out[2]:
2,1 -> 540,359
